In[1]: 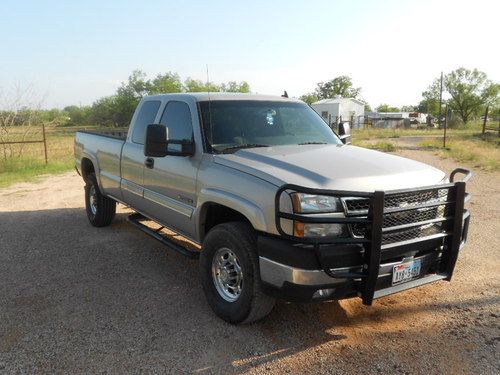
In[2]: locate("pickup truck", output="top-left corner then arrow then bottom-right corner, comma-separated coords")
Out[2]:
75,93 -> 471,324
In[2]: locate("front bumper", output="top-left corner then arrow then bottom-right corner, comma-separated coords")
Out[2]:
259,168 -> 471,303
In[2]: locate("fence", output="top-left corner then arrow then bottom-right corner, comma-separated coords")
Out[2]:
481,107 -> 500,136
0,123 -> 48,164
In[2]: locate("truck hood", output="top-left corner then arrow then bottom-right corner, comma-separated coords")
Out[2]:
214,144 -> 446,192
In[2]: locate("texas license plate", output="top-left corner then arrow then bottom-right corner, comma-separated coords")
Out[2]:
392,259 -> 422,285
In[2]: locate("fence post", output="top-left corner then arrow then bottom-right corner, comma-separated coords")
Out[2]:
42,122 -> 48,165
482,106 -> 489,135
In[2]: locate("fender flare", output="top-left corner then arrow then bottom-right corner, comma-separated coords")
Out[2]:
197,187 -> 268,235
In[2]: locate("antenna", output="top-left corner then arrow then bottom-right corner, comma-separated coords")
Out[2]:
206,64 -> 214,151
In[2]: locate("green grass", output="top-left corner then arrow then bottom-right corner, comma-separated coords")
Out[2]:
419,134 -> 499,171
0,157 -> 74,187
0,126 -> 79,188
352,121 -> 483,140
354,140 -> 398,152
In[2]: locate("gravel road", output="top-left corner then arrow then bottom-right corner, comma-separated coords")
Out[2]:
0,150 -> 499,374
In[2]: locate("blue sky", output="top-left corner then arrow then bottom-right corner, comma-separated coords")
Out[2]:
1,0 -> 498,108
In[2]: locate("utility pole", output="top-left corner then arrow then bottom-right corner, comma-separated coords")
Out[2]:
438,71 -> 443,128
443,104 -> 448,148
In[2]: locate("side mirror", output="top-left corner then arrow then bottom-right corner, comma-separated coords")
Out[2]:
338,122 -> 352,145
145,124 -> 168,157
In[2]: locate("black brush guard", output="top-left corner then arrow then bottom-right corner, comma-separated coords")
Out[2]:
275,168 -> 472,305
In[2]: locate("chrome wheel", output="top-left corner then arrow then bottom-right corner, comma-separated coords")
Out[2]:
212,247 -> 243,302
89,185 -> 98,215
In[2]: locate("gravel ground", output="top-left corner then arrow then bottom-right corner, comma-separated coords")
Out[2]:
0,150 -> 499,374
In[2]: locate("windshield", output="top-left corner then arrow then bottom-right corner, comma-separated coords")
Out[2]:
199,100 -> 342,153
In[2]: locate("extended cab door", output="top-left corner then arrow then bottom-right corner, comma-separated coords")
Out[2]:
121,99 -> 162,211
142,100 -> 199,238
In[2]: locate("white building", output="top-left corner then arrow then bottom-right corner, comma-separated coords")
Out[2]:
311,98 -> 365,129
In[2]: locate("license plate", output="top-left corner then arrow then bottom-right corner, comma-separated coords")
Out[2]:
392,259 -> 422,285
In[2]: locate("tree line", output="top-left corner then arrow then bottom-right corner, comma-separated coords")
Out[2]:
30,70 -> 250,128
299,68 -> 499,125
2,67 -> 498,128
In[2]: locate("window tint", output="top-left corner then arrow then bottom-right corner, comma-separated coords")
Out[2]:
159,101 -> 193,141
200,101 -> 340,152
131,100 -> 161,144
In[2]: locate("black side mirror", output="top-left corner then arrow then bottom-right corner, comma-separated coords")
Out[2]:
145,124 -> 168,157
338,122 -> 352,145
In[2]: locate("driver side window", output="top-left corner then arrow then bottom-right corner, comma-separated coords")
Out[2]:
159,101 -> 193,141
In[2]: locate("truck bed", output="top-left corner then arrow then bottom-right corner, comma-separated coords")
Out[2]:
78,129 -> 128,140
75,130 -> 127,198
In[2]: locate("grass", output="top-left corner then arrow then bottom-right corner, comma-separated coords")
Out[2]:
354,140 -> 398,152
0,157 -> 74,187
419,133 -> 499,171
0,126 -> 79,188
352,121 -> 483,140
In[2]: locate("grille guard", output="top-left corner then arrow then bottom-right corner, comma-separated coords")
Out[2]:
274,168 -> 471,305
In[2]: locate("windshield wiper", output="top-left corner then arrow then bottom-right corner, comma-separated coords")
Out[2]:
298,141 -> 328,145
220,143 -> 270,154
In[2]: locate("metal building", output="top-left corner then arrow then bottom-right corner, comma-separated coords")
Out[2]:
311,98 -> 365,129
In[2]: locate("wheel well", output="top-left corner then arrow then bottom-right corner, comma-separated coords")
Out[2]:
81,158 -> 95,181
201,203 -> 252,239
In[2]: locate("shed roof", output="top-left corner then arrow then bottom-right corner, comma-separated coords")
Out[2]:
312,97 -> 365,106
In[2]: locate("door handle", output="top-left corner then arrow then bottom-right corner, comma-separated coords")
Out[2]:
145,157 -> 154,169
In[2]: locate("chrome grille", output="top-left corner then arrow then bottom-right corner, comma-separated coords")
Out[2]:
345,187 -> 452,245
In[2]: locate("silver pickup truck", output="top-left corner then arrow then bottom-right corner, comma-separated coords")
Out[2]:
75,93 -> 471,324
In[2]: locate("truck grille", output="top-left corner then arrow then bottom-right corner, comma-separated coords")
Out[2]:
344,188 -> 451,245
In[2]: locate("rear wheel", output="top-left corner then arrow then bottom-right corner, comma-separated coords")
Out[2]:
84,173 -> 116,227
200,222 -> 275,324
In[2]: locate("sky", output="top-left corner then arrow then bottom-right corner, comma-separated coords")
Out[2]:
1,0 -> 499,109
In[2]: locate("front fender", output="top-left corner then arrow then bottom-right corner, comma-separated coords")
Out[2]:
197,187 -> 268,234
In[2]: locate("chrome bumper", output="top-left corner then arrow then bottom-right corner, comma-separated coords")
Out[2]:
259,252 -> 445,290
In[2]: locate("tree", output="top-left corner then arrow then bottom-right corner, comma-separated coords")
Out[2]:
315,76 -> 361,99
421,68 -> 499,124
220,81 -> 250,93
299,93 -> 320,105
150,72 -> 183,94
63,105 -> 89,126
376,104 -> 400,113
401,105 -> 417,112
184,78 -> 221,92
364,103 -> 373,112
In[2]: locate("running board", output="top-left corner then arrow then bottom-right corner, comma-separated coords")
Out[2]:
126,213 -> 200,259
373,273 -> 447,300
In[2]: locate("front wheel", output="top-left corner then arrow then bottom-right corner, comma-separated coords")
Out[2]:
84,173 -> 116,227
200,222 -> 275,324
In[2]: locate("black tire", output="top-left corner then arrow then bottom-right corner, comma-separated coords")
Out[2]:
200,222 -> 275,324
84,173 -> 116,227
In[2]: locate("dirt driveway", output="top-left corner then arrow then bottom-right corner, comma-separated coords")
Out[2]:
0,150 -> 498,374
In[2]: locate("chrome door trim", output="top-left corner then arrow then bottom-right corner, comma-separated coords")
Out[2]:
143,187 -> 193,218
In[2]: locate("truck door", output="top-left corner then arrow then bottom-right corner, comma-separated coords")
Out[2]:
121,100 -> 162,211
142,100 -> 198,239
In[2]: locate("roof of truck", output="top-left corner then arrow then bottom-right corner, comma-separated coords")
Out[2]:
144,92 -> 303,103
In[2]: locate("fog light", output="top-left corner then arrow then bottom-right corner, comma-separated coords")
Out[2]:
293,222 -> 348,237
313,288 -> 335,299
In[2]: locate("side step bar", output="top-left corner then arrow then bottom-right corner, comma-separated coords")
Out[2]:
373,273 -> 447,299
127,213 -> 200,259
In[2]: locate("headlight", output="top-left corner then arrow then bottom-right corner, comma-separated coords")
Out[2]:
291,193 -> 342,213
290,193 -> 347,237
